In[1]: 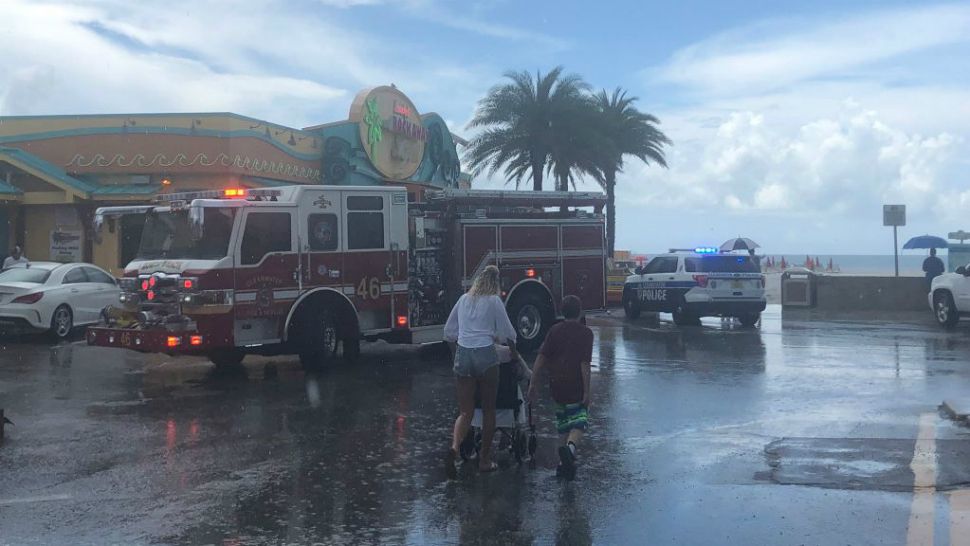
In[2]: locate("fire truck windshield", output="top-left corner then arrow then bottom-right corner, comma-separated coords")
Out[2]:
135,208 -> 234,260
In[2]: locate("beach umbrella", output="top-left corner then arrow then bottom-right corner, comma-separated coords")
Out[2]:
903,235 -> 948,249
720,237 -> 760,252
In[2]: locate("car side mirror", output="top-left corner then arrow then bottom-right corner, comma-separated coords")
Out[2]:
958,266 -> 967,275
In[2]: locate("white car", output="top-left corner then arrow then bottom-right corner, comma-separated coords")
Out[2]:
0,262 -> 120,338
929,266 -> 970,328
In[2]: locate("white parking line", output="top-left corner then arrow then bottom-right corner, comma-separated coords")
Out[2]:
0,493 -> 72,506
906,412 -> 937,546
950,489 -> 970,546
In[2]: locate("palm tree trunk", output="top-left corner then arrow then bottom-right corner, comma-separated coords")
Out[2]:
557,170 -> 569,212
605,169 -> 616,258
531,157 -> 544,191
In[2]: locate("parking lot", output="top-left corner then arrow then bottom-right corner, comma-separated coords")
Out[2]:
4,306 -> 970,545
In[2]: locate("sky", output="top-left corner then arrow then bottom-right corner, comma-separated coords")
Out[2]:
1,0 -> 968,254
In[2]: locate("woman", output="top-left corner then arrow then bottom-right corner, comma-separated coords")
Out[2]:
443,265 -> 518,477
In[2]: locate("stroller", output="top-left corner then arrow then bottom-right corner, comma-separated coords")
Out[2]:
459,345 -> 538,463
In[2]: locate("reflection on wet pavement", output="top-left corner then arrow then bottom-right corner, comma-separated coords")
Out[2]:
3,307 -> 970,544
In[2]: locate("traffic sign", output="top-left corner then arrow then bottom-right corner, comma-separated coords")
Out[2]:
883,205 -> 906,227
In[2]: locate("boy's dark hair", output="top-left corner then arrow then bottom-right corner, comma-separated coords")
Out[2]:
562,295 -> 582,320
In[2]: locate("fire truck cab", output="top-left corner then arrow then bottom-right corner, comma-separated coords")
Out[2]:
88,185 -> 606,370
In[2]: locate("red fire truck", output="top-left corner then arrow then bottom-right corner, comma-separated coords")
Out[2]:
87,185 -> 607,369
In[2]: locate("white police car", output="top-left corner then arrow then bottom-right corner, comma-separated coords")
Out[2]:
622,248 -> 766,326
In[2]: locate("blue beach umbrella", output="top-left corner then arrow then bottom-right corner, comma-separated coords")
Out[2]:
903,235 -> 948,249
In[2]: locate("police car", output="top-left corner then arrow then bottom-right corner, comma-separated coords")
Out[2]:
622,247 -> 767,326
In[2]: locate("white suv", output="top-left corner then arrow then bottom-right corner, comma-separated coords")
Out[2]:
622,250 -> 766,326
929,266 -> 970,327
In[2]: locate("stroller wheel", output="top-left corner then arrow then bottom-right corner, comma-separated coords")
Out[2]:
459,429 -> 477,461
513,430 -> 528,462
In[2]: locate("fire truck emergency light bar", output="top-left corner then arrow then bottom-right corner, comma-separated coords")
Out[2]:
155,188 -> 282,203
427,189 -> 607,210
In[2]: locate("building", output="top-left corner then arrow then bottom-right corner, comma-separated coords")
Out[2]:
0,86 -> 464,274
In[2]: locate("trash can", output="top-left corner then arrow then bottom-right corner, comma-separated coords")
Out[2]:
781,269 -> 816,308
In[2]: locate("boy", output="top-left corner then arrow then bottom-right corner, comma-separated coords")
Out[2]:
527,295 -> 592,480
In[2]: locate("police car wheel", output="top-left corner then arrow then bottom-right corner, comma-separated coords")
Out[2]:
738,313 -> 760,328
672,304 -> 700,326
623,294 -> 641,320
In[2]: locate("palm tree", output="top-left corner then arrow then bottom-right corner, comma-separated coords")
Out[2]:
594,88 -> 670,257
465,66 -> 590,191
546,95 -> 612,193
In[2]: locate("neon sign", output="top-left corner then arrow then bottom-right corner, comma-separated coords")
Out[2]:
389,114 -> 427,141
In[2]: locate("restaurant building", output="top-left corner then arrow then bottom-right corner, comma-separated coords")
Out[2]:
0,86 -> 464,274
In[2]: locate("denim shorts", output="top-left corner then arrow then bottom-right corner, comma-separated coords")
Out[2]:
453,345 -> 499,378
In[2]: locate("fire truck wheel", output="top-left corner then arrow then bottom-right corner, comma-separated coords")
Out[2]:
298,309 -> 339,370
342,336 -> 361,362
508,292 -> 552,353
209,349 -> 245,368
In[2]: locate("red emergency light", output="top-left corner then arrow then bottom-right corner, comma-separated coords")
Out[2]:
224,188 -> 247,198
189,335 -> 203,346
167,336 -> 181,347
396,315 -> 408,327
182,279 -> 194,289
146,290 -> 156,301
525,268 -> 536,278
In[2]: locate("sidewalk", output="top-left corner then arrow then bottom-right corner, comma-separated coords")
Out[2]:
941,399 -> 970,425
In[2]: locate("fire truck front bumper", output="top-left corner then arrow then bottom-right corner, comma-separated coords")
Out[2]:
86,327 -> 210,354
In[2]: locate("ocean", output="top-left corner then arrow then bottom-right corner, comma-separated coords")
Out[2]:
763,254 -> 941,276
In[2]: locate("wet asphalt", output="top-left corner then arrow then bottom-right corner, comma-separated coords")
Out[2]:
4,306 -> 970,545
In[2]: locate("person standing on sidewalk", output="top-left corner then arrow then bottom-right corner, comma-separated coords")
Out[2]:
443,265 -> 518,477
923,248 -> 945,291
2,245 -> 28,270
528,295 -> 593,480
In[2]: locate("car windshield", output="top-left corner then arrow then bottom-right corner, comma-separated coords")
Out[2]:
686,255 -> 761,273
135,208 -> 234,260
0,267 -> 53,284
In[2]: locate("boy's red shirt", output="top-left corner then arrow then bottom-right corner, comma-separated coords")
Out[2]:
538,320 -> 593,405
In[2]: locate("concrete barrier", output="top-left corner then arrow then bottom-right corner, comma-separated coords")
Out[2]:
783,274 -> 928,312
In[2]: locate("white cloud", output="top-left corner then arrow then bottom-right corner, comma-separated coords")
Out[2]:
620,106 -> 962,222
315,0 -> 386,6
0,0 -> 353,125
617,2 -> 970,252
0,0 -> 499,128
658,3 -> 970,94
396,0 -> 567,49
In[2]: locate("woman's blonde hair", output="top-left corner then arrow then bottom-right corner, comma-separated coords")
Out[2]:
469,265 -> 501,297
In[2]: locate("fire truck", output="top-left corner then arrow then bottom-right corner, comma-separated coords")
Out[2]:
87,185 -> 607,369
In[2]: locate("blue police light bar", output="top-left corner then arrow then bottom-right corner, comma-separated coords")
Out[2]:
694,247 -> 719,254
